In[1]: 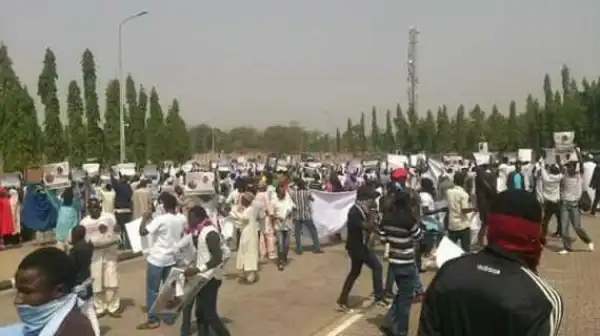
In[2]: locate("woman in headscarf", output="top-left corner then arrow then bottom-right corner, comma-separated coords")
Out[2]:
230,192 -> 259,283
55,187 -> 79,251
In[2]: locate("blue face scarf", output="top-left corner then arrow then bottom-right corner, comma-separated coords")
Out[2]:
17,294 -> 75,335
394,182 -> 404,191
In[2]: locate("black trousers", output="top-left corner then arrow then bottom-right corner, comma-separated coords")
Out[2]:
592,189 -> 600,214
542,201 -> 562,236
115,211 -> 132,250
195,279 -> 230,336
337,249 -> 384,305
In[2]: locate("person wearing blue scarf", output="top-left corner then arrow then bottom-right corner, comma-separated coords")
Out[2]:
0,247 -> 95,335
22,184 -> 59,245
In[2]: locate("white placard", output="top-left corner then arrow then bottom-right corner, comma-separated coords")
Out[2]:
43,161 -> 70,189
116,162 -> 136,177
435,236 -> 465,268
477,142 -> 489,153
185,172 -> 214,195
517,148 -> 533,162
473,153 -> 491,166
0,172 -> 21,188
553,131 -> 575,151
124,218 -> 154,254
387,154 -> 409,170
82,163 -> 100,175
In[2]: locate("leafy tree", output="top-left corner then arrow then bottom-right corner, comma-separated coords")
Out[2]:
103,79 -> 120,164
38,48 -> 65,163
147,87 -> 166,163
81,49 -> 103,160
370,106 -> 379,150
164,99 -> 189,163
66,80 -> 86,166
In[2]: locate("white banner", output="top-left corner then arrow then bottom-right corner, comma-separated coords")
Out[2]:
310,190 -> 356,237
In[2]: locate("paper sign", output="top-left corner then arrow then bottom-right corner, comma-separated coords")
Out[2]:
82,163 -> 100,175
0,173 -> 21,188
124,218 -> 154,254
517,148 -> 533,162
553,131 -> 575,151
185,172 -> 215,195
435,236 -> 465,268
473,153 -> 491,166
43,161 -> 70,189
477,142 -> 489,153
116,162 -> 136,177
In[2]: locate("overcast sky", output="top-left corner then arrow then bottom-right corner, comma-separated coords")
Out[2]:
1,0 -> 599,133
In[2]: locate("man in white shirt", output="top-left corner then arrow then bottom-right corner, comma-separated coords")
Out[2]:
445,172 -> 475,252
539,163 -> 563,238
80,199 -> 121,317
136,192 -> 186,330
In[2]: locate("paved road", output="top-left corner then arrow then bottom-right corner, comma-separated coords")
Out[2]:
1,216 -> 599,335
329,215 -> 600,336
0,243 -> 376,336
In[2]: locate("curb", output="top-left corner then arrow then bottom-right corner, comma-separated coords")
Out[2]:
0,250 -> 142,293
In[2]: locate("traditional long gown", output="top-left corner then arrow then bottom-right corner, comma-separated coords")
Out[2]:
231,204 -> 259,282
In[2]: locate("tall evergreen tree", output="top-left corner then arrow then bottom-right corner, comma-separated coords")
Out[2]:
383,109 -> 394,152
358,112 -> 367,153
103,79 -> 120,164
165,99 -> 189,163
138,86 -> 149,164
126,75 -> 146,166
17,86 -> 43,169
393,103 -> 408,150
506,101 -> 520,150
38,48 -> 65,163
435,105 -> 452,153
370,106 -> 379,150
81,49 -> 102,160
344,118 -> 354,152
335,128 -> 342,153
454,105 -> 467,152
147,87 -> 166,164
486,104 -> 506,150
66,80 -> 86,166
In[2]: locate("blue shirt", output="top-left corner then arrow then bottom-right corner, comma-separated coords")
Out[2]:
513,173 -> 523,190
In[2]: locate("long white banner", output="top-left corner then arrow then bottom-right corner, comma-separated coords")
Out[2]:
310,190 -> 356,238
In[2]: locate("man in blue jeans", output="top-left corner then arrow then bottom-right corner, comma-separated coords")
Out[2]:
288,180 -> 322,254
136,192 -> 186,330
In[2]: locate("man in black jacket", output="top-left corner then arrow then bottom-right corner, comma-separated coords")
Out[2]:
418,189 -> 563,336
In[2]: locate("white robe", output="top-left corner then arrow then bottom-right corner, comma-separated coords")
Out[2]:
231,205 -> 259,272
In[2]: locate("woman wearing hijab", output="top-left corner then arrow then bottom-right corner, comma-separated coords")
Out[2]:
55,187 -> 80,251
230,192 -> 259,283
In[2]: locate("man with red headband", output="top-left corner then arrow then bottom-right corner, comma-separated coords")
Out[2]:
418,189 -> 563,336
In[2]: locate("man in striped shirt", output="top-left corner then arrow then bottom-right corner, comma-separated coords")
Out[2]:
379,189 -> 424,336
288,180 -> 322,254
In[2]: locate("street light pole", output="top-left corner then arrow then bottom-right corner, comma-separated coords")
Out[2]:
119,10 -> 148,163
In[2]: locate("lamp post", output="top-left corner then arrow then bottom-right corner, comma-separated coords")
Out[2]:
119,10 -> 148,163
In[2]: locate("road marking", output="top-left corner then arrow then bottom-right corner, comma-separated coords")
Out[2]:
325,313 -> 363,336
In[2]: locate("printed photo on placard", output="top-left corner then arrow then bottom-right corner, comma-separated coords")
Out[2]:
0,172 -> 21,188
43,162 -> 70,189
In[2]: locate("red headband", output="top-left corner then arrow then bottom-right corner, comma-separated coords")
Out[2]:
487,213 -> 545,269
